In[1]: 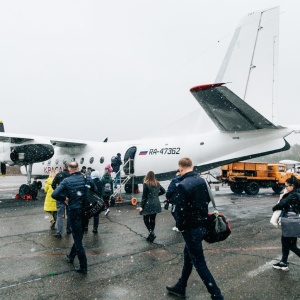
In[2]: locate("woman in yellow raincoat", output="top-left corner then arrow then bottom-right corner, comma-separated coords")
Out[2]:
44,170 -> 57,230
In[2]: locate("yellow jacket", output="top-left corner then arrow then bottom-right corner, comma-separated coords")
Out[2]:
44,177 -> 57,212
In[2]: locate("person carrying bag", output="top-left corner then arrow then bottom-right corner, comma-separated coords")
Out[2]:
272,175 -> 300,271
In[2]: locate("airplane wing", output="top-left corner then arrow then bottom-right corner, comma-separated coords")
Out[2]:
190,83 -> 278,131
50,140 -> 87,147
0,133 -> 34,144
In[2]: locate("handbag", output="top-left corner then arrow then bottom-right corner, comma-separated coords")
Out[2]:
281,212 -> 300,237
82,176 -> 105,219
204,180 -> 231,243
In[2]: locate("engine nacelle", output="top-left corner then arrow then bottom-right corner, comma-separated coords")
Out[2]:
9,144 -> 54,165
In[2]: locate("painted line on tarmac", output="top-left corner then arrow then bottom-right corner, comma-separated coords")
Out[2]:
247,254 -> 294,277
0,278 -> 41,290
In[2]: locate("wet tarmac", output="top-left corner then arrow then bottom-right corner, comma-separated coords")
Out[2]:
1,176 -> 300,300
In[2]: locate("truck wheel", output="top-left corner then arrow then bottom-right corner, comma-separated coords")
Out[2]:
245,182 -> 259,195
230,183 -> 244,194
272,185 -> 284,194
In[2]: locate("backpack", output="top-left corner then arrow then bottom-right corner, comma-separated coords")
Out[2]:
111,156 -> 116,167
104,183 -> 112,193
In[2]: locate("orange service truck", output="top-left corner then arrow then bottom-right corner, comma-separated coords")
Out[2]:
219,162 -> 300,195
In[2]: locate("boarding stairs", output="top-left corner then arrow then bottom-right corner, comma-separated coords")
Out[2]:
110,159 -> 136,204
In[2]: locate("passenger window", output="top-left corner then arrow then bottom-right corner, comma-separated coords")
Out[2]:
90,157 -> 94,164
100,157 -> 104,164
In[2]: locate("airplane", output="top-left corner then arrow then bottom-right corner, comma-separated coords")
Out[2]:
0,7 -> 297,198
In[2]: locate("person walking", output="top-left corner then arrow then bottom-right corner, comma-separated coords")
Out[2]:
165,170 -> 181,232
52,162 -> 97,274
101,168 -> 113,216
138,171 -> 165,242
91,170 -> 103,233
166,157 -> 223,299
52,164 -> 71,237
44,170 -> 57,230
272,175 -> 300,271
111,153 -> 122,189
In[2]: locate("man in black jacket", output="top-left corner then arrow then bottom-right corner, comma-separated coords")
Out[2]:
111,153 -> 122,189
166,157 -> 223,299
52,162 -> 97,274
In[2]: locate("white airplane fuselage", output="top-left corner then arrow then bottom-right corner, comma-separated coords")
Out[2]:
24,126 -> 292,183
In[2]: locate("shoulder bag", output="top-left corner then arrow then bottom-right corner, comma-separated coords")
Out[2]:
204,180 -> 231,243
281,211 -> 300,237
82,176 -> 105,219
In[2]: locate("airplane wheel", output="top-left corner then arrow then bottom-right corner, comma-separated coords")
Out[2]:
125,183 -> 132,194
131,197 -> 137,206
29,183 -> 38,199
19,184 -> 30,197
245,182 -> 259,195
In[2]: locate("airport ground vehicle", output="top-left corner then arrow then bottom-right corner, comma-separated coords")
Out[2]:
219,162 -> 300,195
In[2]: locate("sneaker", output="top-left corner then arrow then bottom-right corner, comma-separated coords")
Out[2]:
92,229 -> 98,234
273,261 -> 289,271
166,284 -> 186,298
105,209 -> 110,216
54,233 -> 62,238
172,227 -> 180,232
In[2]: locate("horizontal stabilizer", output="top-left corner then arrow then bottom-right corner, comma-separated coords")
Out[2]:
190,84 -> 278,132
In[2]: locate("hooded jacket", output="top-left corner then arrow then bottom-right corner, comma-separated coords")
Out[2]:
44,177 -> 57,212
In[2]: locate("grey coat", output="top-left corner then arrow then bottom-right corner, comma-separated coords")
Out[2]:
140,183 -> 165,215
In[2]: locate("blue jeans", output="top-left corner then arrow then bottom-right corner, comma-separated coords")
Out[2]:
56,201 -> 65,234
180,227 -> 223,300
68,208 -> 87,270
56,201 -> 71,234
114,172 -> 120,188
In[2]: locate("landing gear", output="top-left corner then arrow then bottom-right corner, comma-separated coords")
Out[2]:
19,182 -> 38,199
125,182 -> 139,194
17,163 -> 40,199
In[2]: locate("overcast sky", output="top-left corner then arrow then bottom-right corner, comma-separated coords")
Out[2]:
0,0 -> 299,145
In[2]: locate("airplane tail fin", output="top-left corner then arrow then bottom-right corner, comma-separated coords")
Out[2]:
190,83 -> 278,132
0,120 -> 4,132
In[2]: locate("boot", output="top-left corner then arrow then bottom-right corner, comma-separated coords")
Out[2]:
147,231 -> 156,242
166,283 -> 186,298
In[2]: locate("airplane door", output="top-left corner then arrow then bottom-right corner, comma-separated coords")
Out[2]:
123,147 -> 136,175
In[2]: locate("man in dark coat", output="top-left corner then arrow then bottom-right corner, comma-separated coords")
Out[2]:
52,162 -> 97,274
111,153 -> 122,189
52,164 -> 71,237
166,157 -> 223,299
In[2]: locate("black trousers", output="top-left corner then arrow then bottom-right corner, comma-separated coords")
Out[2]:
143,214 -> 157,232
281,235 -> 300,263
